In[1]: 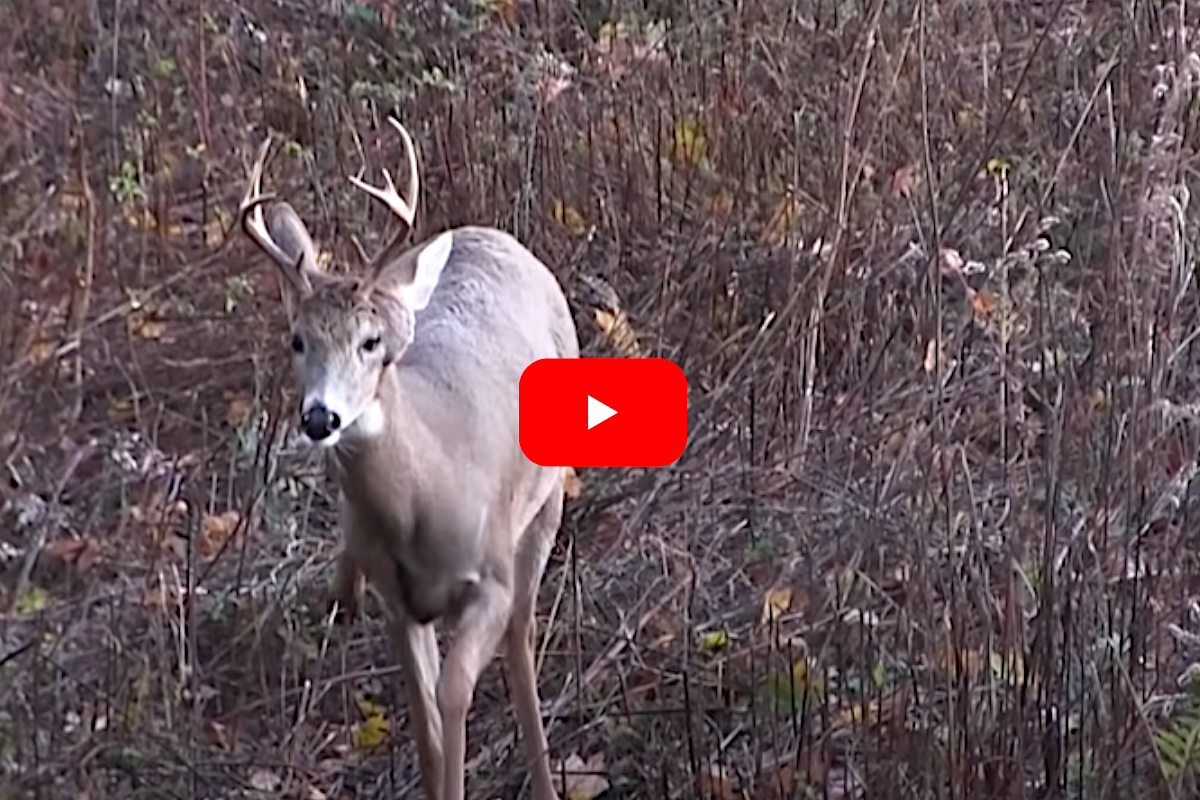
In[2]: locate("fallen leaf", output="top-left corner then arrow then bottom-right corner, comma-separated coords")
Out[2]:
670,117 -> 708,167
760,196 -> 802,248
551,199 -> 587,237
225,393 -> 253,428
14,586 -> 49,614
351,694 -> 390,751
249,769 -> 280,792
552,752 -> 609,800
699,630 -> 729,652
563,466 -> 583,500
127,308 -> 166,340
59,192 -> 86,211
492,0 -> 517,23
594,308 -> 641,358
922,338 -> 942,374
208,720 -> 231,749
834,688 -> 909,730
989,651 -> 1026,684
763,659 -> 826,716
932,641 -> 987,677
889,163 -> 919,198
198,510 -> 241,558
970,289 -> 997,320
986,156 -> 1012,178
204,218 -> 225,249
540,74 -> 574,105
143,583 -> 180,609
760,587 -> 793,625
44,536 -> 101,572
25,333 -> 56,365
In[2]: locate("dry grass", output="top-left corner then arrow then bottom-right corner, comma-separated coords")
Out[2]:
4,0 -> 1200,798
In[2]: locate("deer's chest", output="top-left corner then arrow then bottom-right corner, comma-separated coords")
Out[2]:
341,495 -> 486,625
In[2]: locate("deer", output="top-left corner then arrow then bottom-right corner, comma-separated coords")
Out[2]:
237,117 -> 578,800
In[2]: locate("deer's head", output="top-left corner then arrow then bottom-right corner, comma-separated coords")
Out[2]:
239,119 -> 452,447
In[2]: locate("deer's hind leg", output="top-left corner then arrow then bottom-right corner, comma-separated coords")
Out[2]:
505,486 -> 563,800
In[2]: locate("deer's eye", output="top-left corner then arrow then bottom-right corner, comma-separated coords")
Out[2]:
290,334 -> 304,354
362,336 -> 382,353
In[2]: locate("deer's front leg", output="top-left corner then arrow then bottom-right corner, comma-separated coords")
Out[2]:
387,616 -> 445,800
330,548 -> 364,623
331,500 -> 369,623
438,576 -> 513,800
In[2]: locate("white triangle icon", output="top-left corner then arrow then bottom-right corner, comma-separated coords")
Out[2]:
587,395 -> 617,429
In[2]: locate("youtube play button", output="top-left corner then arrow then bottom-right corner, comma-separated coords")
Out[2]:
588,396 -> 617,429
519,358 -> 687,468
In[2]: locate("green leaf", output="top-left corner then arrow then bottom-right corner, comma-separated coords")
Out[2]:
14,586 -> 49,615
698,630 -> 728,652
763,660 -> 826,717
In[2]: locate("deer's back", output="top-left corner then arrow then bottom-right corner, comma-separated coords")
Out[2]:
403,225 -> 577,384
394,227 -> 576,478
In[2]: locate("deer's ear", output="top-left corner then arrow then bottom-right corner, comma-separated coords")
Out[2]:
375,231 -> 453,311
263,202 -> 322,315
371,291 -> 416,367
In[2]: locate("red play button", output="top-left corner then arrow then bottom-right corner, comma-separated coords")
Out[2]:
519,358 -> 687,468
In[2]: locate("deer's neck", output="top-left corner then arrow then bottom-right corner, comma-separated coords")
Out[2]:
329,366 -> 421,505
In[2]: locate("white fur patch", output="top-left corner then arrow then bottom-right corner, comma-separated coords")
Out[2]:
351,399 -> 387,439
401,231 -> 453,311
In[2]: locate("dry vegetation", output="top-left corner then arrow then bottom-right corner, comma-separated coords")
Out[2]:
4,0 -> 1200,798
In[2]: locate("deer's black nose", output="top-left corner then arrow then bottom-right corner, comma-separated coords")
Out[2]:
301,405 -> 341,440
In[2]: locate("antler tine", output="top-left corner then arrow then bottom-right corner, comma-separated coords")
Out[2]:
348,116 -> 420,230
389,116 -> 420,224
239,136 -> 299,272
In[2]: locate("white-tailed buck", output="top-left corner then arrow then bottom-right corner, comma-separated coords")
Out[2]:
238,117 -> 578,800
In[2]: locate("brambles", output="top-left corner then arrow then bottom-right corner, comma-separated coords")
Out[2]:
3,1 -> 1200,798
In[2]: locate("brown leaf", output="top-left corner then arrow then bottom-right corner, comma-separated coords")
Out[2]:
760,587 -> 793,625
552,199 -> 587,236
670,117 -> 708,167
563,466 -> 583,500
970,289 -> 997,320
922,338 -> 943,374
127,308 -> 166,340
44,536 -> 101,572
760,196 -> 802,248
143,582 -> 180,609
198,510 -> 241,559
224,392 -> 253,428
207,720 -> 231,750
204,218 -> 225,249
889,163 -> 919,198
594,309 -> 641,358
